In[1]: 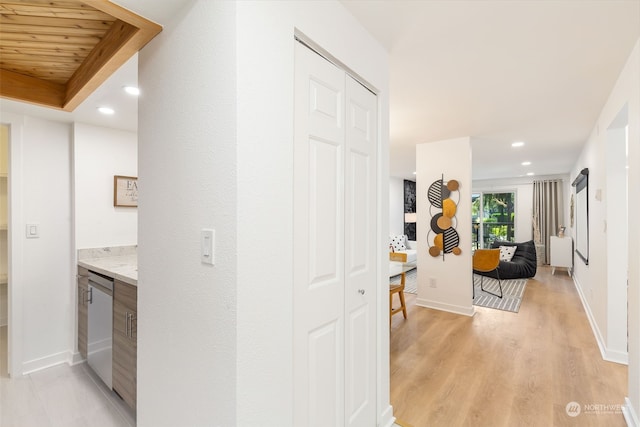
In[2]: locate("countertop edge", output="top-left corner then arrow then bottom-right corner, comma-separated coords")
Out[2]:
78,259 -> 138,287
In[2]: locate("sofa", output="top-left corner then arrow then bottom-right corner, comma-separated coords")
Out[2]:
389,235 -> 417,263
474,240 -> 537,280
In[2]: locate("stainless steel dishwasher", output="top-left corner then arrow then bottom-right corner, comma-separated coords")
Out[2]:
87,270 -> 113,388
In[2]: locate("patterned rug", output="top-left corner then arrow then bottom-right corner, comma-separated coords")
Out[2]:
391,268 -> 417,294
473,274 -> 527,313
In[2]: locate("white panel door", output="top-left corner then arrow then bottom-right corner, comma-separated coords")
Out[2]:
344,76 -> 377,427
294,42 -> 378,427
294,42 -> 346,427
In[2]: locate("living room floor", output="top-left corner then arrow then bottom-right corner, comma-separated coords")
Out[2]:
390,265 -> 628,427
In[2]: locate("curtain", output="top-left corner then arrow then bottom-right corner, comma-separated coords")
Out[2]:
533,180 -> 564,264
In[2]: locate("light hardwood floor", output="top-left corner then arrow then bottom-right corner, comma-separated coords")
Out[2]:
390,265 -> 628,427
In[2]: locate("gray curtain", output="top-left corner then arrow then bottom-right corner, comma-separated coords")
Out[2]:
533,180 -> 564,264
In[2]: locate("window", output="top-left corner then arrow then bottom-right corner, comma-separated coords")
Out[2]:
472,192 -> 516,249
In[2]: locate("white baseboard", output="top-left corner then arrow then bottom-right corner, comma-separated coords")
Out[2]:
69,350 -> 86,366
572,276 -> 628,365
416,298 -> 475,317
623,397 -> 639,427
379,404 -> 395,427
22,350 -> 71,375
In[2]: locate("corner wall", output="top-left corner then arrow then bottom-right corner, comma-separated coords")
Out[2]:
416,137 -> 473,316
569,38 -> 639,421
138,1 -> 390,425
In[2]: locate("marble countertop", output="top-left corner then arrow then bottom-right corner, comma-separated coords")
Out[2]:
78,246 -> 137,286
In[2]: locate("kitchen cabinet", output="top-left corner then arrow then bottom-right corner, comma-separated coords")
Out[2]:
112,279 -> 137,410
77,267 -> 89,359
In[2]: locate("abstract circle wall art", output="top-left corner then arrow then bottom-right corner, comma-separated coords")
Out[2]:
427,175 -> 462,260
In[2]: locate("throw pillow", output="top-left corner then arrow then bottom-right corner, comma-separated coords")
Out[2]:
499,245 -> 517,262
390,235 -> 407,251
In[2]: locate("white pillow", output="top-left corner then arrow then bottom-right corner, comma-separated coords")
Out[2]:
390,235 -> 407,251
499,245 -> 517,262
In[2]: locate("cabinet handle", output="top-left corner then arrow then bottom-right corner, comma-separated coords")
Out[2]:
87,287 -> 93,304
358,289 -> 365,295
125,312 -> 130,338
80,289 -> 84,306
130,314 -> 136,340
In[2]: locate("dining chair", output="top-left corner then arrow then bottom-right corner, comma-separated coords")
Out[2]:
472,248 -> 503,298
389,252 -> 408,325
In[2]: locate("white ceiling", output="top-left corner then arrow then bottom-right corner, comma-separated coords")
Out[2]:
0,0 -> 189,132
1,1 -> 638,183
341,0 -> 640,181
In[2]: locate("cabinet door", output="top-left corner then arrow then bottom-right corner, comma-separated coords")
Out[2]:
112,280 -> 137,410
77,267 -> 88,359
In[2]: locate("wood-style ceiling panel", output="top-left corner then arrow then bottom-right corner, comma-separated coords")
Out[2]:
0,0 -> 162,111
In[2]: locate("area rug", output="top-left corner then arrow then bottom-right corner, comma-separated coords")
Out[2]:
473,274 -> 527,313
390,268 -> 417,294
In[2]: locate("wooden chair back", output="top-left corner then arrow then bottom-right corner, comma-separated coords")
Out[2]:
389,252 -> 408,262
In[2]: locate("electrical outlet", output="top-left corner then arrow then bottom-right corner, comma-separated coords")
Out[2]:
429,277 -> 437,288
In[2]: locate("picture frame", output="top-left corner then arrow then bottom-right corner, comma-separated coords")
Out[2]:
114,175 -> 138,207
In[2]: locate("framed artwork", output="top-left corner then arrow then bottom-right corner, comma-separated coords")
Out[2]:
114,175 -> 138,207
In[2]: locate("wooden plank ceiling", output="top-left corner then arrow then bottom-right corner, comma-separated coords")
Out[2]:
0,0 -> 162,111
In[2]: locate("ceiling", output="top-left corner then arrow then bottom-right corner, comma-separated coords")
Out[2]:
341,0 -> 640,181
2,1 -> 639,182
0,0 -> 161,111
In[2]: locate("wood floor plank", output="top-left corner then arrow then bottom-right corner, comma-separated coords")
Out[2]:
390,266 -> 627,427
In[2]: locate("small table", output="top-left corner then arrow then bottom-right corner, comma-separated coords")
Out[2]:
389,261 -> 416,325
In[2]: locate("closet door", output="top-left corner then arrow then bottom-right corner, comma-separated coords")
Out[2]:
293,41 -> 378,427
293,41 -> 346,427
344,76 -> 377,427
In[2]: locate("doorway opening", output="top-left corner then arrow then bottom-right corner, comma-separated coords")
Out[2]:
605,104 -> 629,360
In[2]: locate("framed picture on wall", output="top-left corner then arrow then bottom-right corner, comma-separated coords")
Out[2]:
114,175 -> 138,207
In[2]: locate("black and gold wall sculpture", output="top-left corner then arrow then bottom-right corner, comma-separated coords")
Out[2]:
427,175 -> 462,259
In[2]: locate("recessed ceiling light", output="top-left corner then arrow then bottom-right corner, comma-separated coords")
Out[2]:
521,161 -> 531,166
123,86 -> 140,96
98,107 -> 115,115
512,141 -> 525,147
526,172 -> 535,176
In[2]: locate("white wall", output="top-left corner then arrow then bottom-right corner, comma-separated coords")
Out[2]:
416,137 -> 473,316
137,1 -> 390,426
73,123 -> 137,250
569,39 -> 639,421
136,2 -> 238,426
0,113 -> 74,374
606,122 -> 628,360
390,177 -> 404,236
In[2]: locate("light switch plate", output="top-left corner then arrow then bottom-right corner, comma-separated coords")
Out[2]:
201,229 -> 215,265
26,223 -> 39,239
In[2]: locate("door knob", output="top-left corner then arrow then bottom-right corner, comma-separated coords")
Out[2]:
358,289 -> 365,295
